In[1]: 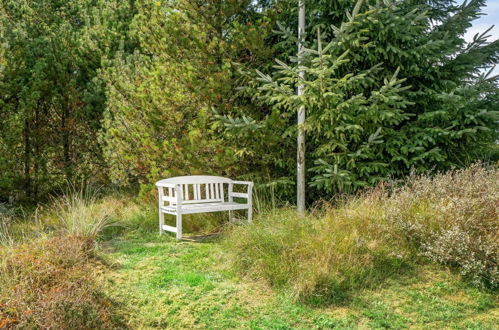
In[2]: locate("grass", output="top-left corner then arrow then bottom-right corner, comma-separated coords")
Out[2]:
100,229 -> 498,329
1,165 -> 497,328
224,164 -> 498,303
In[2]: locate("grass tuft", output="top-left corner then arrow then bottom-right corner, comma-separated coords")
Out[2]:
224,164 -> 499,302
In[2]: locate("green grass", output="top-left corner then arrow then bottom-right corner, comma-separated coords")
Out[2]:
100,232 -> 498,329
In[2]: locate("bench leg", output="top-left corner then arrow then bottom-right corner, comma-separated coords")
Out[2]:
159,211 -> 164,235
248,207 -> 252,222
228,210 -> 233,222
176,213 -> 182,240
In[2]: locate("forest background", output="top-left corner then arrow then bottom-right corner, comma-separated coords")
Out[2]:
0,0 -> 498,205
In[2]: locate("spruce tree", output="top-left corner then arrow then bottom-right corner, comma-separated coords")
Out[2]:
221,0 -> 499,197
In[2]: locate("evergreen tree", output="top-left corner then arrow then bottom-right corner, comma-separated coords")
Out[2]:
101,0 -> 274,191
221,0 -> 499,197
0,0 -> 136,201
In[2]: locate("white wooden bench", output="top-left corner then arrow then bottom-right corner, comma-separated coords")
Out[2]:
156,175 -> 253,239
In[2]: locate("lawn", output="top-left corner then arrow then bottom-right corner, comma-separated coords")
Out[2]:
100,232 -> 498,329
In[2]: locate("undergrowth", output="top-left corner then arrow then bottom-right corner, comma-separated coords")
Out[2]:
224,164 -> 499,303
0,235 -> 123,329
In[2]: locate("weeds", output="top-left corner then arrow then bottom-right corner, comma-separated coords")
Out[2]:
0,235 -> 123,328
48,186 -> 120,238
388,164 -> 498,289
224,190 -> 411,304
224,164 -> 499,302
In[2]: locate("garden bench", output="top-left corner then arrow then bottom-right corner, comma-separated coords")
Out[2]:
156,176 -> 253,239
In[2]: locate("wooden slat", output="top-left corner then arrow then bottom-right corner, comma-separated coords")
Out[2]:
162,224 -> 178,233
215,183 -> 219,199
193,184 -> 199,200
220,183 -> 225,201
231,192 -> 248,198
210,183 -> 214,200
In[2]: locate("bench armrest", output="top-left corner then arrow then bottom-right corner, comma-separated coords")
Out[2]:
229,181 -> 253,202
232,181 -> 253,186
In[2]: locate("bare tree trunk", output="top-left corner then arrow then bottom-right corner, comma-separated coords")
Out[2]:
297,0 -> 306,213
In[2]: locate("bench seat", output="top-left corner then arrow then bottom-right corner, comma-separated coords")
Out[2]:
160,201 -> 250,215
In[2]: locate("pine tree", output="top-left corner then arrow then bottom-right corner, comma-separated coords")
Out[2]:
221,0 -> 499,197
101,0 -> 273,190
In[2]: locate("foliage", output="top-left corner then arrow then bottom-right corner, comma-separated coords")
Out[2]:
224,164 -> 499,300
0,0 -> 136,202
101,0 -> 274,189
387,164 -> 499,289
1,0 -> 497,204
0,235 -> 122,328
222,0 -> 499,198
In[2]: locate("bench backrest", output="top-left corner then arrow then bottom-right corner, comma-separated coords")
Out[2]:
157,176 -> 232,205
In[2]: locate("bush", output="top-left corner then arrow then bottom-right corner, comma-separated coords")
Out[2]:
387,164 -> 498,289
224,164 -> 498,302
0,235 -> 121,329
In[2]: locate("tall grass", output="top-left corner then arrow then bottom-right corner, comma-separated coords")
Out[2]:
224,164 -> 498,303
48,185 -> 121,238
0,215 -> 14,246
224,188 -> 411,304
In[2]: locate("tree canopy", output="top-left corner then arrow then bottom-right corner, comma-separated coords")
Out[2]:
0,0 -> 497,203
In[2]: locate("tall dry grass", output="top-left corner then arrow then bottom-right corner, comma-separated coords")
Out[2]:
224,164 -> 498,303
47,186 -> 121,238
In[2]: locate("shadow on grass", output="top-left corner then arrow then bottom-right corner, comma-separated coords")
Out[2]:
299,257 -> 417,307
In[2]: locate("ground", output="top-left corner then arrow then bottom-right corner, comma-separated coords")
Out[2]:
99,233 -> 498,329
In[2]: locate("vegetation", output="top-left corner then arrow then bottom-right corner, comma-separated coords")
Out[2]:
1,0 -> 497,202
0,235 -> 119,328
0,0 -> 498,328
100,235 -> 498,329
1,165 -> 497,328
225,165 -> 498,301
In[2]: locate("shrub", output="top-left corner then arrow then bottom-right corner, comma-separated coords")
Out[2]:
387,164 -> 498,289
0,235 -> 120,328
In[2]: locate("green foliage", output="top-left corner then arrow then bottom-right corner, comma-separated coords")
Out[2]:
222,0 -> 499,197
101,0 -> 274,188
0,0 -> 497,205
0,0 -> 135,201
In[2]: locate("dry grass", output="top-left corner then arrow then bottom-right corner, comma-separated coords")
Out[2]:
47,186 -> 122,238
224,164 -> 499,303
0,235 -> 122,329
